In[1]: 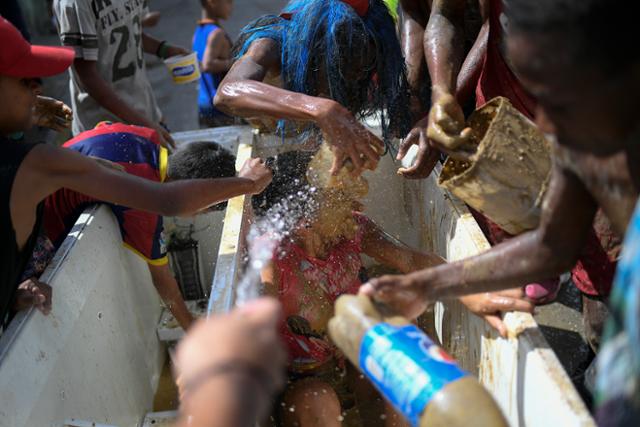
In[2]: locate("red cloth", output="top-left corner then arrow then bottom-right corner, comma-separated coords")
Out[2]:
274,213 -> 366,371
475,0 -> 536,119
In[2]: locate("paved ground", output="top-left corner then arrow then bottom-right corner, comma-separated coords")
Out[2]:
34,0 -> 288,134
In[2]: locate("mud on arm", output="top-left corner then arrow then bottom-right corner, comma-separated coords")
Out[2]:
415,163 -> 599,299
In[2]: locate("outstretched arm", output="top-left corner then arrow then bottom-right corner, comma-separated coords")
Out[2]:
20,145 -> 271,218
423,0 -> 474,156
363,163 -> 598,317
201,29 -> 232,74
360,216 -> 533,328
215,38 -> 383,175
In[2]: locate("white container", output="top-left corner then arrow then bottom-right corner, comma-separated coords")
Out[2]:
164,52 -> 201,84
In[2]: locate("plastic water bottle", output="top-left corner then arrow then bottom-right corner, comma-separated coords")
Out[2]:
328,294 -> 508,427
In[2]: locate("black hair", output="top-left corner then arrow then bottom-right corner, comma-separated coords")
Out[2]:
167,141 -> 237,211
506,0 -> 638,71
251,150 -> 315,217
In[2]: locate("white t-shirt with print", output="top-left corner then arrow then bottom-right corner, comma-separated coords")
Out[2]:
54,0 -> 162,134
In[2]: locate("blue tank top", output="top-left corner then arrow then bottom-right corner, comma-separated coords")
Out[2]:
193,21 -> 226,118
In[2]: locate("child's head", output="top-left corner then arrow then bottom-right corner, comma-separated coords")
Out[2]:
201,0 -> 233,21
0,17 -> 73,135
167,140 -> 237,211
252,148 -> 367,245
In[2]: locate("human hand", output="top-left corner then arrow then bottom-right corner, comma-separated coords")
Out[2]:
316,101 -> 384,176
13,278 -> 52,315
151,123 -> 176,150
397,116 -> 440,179
459,288 -> 535,338
238,157 -> 273,194
32,96 -> 72,131
427,91 -> 473,160
175,298 -> 286,414
359,272 -> 432,320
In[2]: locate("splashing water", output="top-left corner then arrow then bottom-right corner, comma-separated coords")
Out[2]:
207,180 -> 318,314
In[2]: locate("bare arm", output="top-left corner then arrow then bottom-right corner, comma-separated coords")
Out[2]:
73,59 -> 154,127
426,0 -> 467,98
365,164 -> 598,315
201,29 -> 232,74
22,145 -> 269,218
400,0 -> 430,120
361,217 -> 444,273
72,59 -> 175,148
215,38 -> 335,124
148,263 -> 194,330
360,216 -> 534,333
141,32 -> 187,58
215,38 -> 383,175
455,20 -> 488,106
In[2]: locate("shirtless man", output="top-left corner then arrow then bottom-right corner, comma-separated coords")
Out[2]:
214,0 -> 411,175
362,0 -> 639,324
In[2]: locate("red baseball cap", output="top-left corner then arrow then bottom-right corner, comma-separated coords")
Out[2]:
0,17 -> 74,78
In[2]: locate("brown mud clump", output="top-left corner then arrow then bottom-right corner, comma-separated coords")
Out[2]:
306,144 -> 369,249
439,97 -> 551,235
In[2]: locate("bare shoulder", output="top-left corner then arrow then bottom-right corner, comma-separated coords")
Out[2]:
244,38 -> 280,69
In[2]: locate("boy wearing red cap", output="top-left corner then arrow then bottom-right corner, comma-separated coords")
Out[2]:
0,17 -> 273,327
52,0 -> 188,149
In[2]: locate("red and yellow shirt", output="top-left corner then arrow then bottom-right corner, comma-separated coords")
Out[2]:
44,123 -> 169,265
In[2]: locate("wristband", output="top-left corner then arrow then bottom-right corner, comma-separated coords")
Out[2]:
181,360 -> 273,398
156,40 -> 169,59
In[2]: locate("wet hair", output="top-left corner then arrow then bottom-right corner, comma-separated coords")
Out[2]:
506,0 -> 638,72
234,0 -> 410,148
251,150 -> 314,217
167,141 -> 237,210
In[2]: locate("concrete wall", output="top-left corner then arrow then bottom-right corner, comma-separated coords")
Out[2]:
0,206 -> 164,427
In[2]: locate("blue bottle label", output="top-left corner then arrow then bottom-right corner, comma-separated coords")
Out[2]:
359,323 -> 468,426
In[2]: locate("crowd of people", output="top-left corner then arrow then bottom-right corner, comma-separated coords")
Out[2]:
1,0 -> 639,426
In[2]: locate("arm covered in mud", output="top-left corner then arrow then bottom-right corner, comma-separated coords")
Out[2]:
214,38 -> 383,175
423,0 -> 474,155
362,163 -> 598,317
26,145 -> 272,217
360,215 -> 534,329
397,0 -> 471,178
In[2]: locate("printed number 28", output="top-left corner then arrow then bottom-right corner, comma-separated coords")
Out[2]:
110,15 -> 144,82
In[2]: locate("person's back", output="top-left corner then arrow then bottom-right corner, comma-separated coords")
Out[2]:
0,139 -> 47,323
193,0 -> 234,127
44,122 -> 169,262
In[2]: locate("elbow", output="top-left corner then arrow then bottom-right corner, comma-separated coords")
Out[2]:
213,86 -> 232,112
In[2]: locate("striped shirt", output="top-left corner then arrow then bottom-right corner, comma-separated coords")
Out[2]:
53,0 -> 162,135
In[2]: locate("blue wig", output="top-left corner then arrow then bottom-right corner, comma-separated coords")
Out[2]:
234,0 -> 410,148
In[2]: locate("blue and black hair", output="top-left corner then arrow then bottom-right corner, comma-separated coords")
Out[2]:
234,0 -> 410,148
